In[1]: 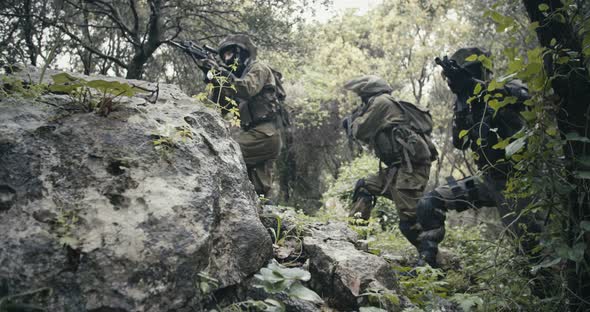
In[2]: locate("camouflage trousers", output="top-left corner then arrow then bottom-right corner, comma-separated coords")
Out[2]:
350,164 -> 431,222
235,121 -> 282,196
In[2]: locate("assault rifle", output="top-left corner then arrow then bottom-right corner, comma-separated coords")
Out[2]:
168,40 -> 226,73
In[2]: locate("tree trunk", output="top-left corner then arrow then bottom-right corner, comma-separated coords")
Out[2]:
125,0 -> 163,79
522,1 -> 590,309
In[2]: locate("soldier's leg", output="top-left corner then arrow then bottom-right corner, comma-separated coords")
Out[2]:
235,124 -> 281,196
247,160 -> 273,197
390,165 -> 431,251
416,176 -> 494,266
349,173 -> 384,220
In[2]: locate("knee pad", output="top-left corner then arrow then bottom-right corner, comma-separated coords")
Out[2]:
416,191 -> 446,231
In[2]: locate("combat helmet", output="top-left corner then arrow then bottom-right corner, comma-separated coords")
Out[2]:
450,47 -> 491,79
218,34 -> 257,62
344,75 -> 393,98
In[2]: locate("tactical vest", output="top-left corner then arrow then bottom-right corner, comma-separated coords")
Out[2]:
238,63 -> 286,130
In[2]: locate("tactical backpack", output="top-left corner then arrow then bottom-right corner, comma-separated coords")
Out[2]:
394,99 -> 434,136
387,96 -> 438,162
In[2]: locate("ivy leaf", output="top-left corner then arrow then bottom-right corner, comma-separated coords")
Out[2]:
545,127 -> 558,136
473,83 -> 482,95
459,130 -> 469,139
538,3 -> 549,12
487,79 -> 504,92
492,138 -> 510,150
520,111 -> 536,121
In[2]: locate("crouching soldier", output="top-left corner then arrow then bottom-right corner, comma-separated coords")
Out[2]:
207,34 -> 285,197
342,75 -> 437,261
416,48 -> 543,267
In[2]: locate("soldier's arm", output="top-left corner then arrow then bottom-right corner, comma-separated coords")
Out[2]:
232,63 -> 271,99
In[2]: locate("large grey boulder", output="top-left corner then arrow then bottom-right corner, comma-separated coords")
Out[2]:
303,222 -> 408,311
0,67 -> 272,311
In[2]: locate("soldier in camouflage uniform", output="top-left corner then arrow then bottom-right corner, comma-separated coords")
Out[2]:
208,34 -> 283,197
343,75 -> 437,260
416,48 -> 543,267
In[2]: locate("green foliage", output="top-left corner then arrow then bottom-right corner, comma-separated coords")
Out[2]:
194,65 -> 241,127
398,265 -> 448,308
151,125 -> 195,156
359,287 -> 400,310
0,75 -> 46,99
55,207 -> 80,248
49,73 -> 146,115
253,260 -> 322,304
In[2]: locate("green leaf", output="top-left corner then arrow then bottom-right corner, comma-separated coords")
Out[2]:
545,127 -> 558,136
531,257 -> 561,274
556,56 -> 570,64
49,84 -> 82,93
451,293 -> 484,312
565,132 -> 590,143
520,110 -> 536,121
473,83 -> 482,95
492,138 -> 510,150
580,221 -> 590,232
538,3 -> 549,12
459,130 -> 469,139
506,136 -> 527,157
476,138 -> 482,146
287,282 -> 323,303
550,38 -> 557,46
52,72 -> 82,84
487,79 -> 504,92
465,54 -> 479,62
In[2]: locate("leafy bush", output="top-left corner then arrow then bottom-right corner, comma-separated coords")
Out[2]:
253,260 -> 322,304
